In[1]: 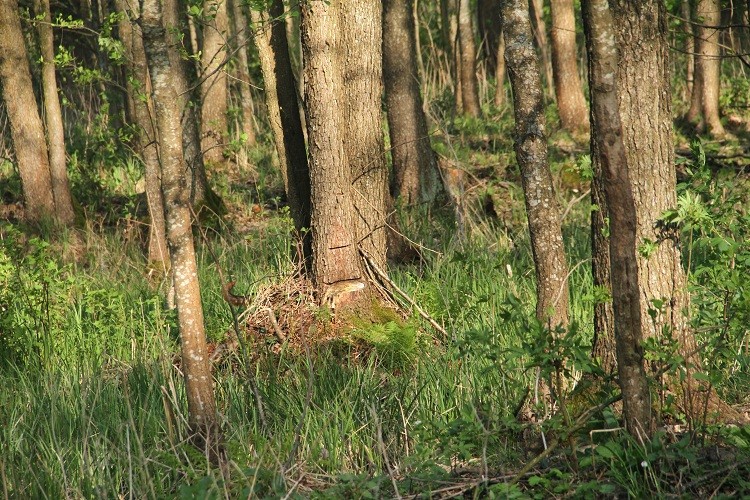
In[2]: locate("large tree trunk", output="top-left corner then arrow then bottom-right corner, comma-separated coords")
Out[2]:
116,0 -> 169,267
229,0 -> 257,151
200,0 -> 229,166
502,0 -> 569,329
549,0 -> 590,134
34,0 -> 76,225
301,0 -> 389,306
583,0 -> 652,438
457,0 -> 482,117
141,0 -> 222,462
0,0 -> 56,223
696,0 -> 725,136
251,0 -> 312,267
383,0 -> 441,205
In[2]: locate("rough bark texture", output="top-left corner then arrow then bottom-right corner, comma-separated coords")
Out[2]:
200,0 -> 229,166
696,0 -> 725,135
229,0 -> 257,149
35,0 -> 76,225
116,0 -> 169,267
0,0 -> 56,222
301,0 -> 389,303
141,0 -> 221,459
550,0 -> 590,133
457,0 -> 482,117
584,0 -> 652,437
502,0 -> 570,328
383,0 -> 441,205
251,0 -> 312,266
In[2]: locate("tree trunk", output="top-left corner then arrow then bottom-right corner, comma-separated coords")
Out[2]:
383,0 -> 441,205
251,0 -> 312,267
34,0 -> 76,225
682,0 -> 695,102
116,0 -> 169,267
529,0 -> 555,101
549,0 -> 590,134
229,0 -> 257,149
141,0 -> 222,462
457,0 -> 482,117
0,0 -> 56,223
610,0 -> 726,425
200,0 -> 229,166
583,0 -> 652,438
301,0 -> 389,306
696,0 -> 725,135
502,0 -> 569,329
494,31 -> 506,108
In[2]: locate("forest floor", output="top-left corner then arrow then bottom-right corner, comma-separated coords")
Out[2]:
2,114 -> 750,498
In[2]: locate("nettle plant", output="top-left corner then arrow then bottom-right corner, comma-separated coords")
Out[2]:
661,140 -> 750,398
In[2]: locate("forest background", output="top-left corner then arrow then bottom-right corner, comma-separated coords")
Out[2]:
2,0 -> 750,497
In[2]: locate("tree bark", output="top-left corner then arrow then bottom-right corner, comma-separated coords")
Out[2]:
141,0 -> 222,461
301,0 -> 389,305
116,0 -> 169,267
229,0 -> 257,149
583,0 -> 652,438
0,0 -> 56,223
383,0 -> 441,205
502,0 -> 569,328
494,31 -> 506,108
549,0 -> 590,134
200,0 -> 229,166
34,0 -> 76,225
696,0 -> 725,135
457,0 -> 482,117
529,0 -> 555,101
251,0 -> 312,267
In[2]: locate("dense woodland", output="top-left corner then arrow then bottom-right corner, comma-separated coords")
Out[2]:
2,0 -> 750,496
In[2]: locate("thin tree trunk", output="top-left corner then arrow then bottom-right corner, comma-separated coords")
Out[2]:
200,0 -> 229,166
116,0 -> 169,267
34,0 -> 76,225
384,0 -> 441,205
229,0 -> 257,149
141,0 -> 222,462
502,0 -> 569,329
549,0 -> 590,133
583,0 -> 652,438
697,0 -> 725,135
682,0 -> 695,102
529,0 -> 555,101
494,31 -> 506,108
0,0 -> 56,223
457,0 -> 482,117
251,0 -> 312,267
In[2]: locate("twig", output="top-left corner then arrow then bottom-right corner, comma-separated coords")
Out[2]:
260,306 -> 287,342
359,247 -> 448,340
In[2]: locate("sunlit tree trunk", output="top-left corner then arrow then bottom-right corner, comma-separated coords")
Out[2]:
494,31 -> 506,108
229,0 -> 257,150
251,0 -> 312,266
116,0 -> 169,267
583,0 -> 652,437
457,0 -> 481,117
301,0 -> 389,306
696,0 -> 725,135
34,0 -> 76,225
529,0 -> 555,101
549,0 -> 589,133
383,0 -> 441,204
141,0 -> 222,462
200,0 -> 229,166
502,0 -> 569,329
0,0 -> 56,223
